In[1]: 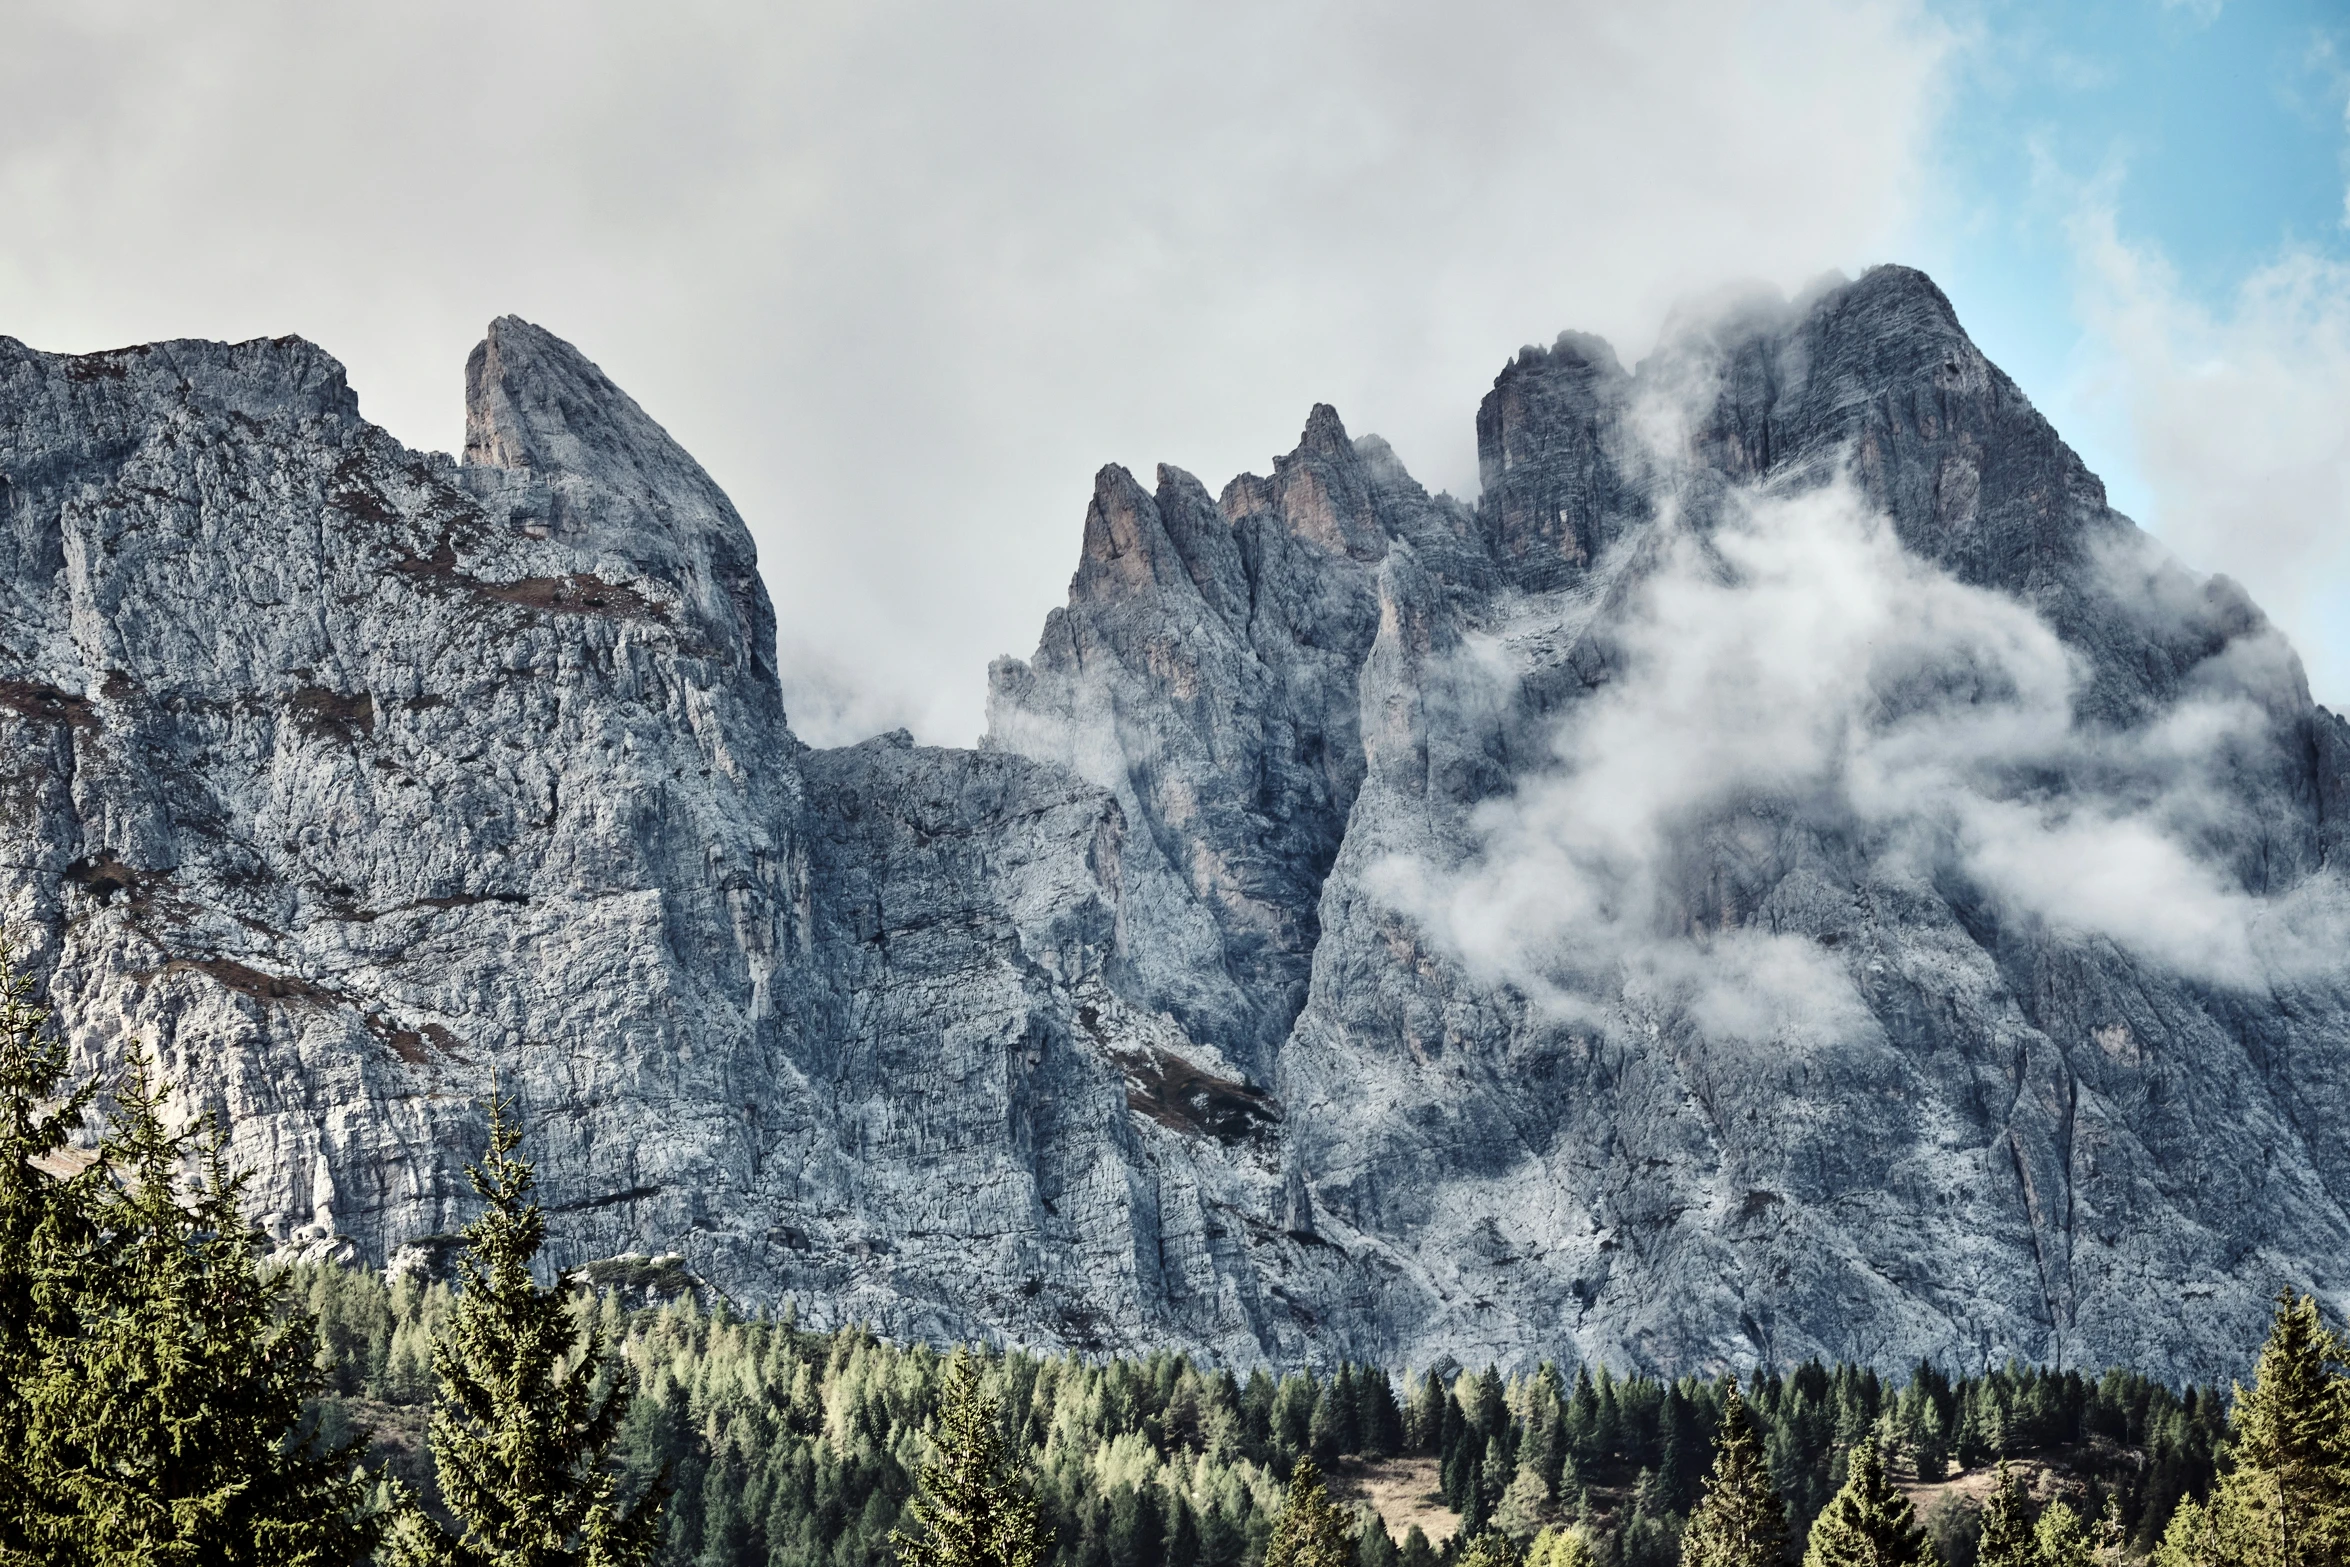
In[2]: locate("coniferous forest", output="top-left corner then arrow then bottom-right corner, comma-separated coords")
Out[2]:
4,945 -> 2349,1567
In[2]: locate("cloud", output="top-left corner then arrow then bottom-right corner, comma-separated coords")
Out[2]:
1378,463 -> 2332,1048
0,0 -> 1951,744
2068,204 -> 2350,710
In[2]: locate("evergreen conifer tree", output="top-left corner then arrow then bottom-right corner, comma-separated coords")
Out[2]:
891,1345 -> 1051,1567
2033,1502 -> 2091,1567
1525,1527 -> 1592,1567
1457,1531 -> 1526,1567
1407,1372 -> 1447,1454
2202,1292 -> 2350,1567
23,1048 -> 376,1565
1460,1464 -> 1492,1538
1682,1385 -> 1789,1567
395,1089 -> 667,1567
1975,1464 -> 2039,1567
1265,1459 -> 1354,1567
0,938 -> 92,1561
1799,1439 -> 1936,1567
2151,1498 -> 2217,1567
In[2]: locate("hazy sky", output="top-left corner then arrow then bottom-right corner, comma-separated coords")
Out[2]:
3,1 -> 2346,743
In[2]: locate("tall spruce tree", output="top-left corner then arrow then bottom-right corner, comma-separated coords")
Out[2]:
2033,1503 -> 2092,1567
1800,1439 -> 1936,1567
396,1090 -> 666,1567
1265,1459 -> 1354,1567
2203,1292 -> 2350,1567
21,1048 -> 376,1565
1975,1463 -> 2040,1567
0,938 -> 92,1562
891,1346 -> 1052,1567
1682,1385 -> 1790,1567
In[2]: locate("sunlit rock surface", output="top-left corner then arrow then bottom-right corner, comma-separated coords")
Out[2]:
3,269 -> 2345,1380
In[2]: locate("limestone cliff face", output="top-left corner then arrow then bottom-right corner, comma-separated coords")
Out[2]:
3,268 -> 2345,1381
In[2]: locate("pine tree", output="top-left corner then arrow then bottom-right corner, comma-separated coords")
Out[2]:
1457,1531 -> 1526,1567
0,937 -> 93,1560
1682,1385 -> 1790,1567
1265,1459 -> 1353,1567
1494,1462 -> 1552,1543
1526,1527 -> 1592,1567
1358,1368 -> 1405,1458
2034,1502 -> 2091,1567
1312,1371 -> 1362,1463
1799,1439 -> 1935,1567
396,1089 -> 667,1567
23,1048 -> 377,1565
2203,1292 -> 2350,1567
1407,1371 -> 1448,1454
1975,1463 -> 2039,1567
2151,1498 -> 2217,1567
891,1345 -> 1051,1567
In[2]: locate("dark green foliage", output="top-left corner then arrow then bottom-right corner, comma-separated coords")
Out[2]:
392,1091 -> 667,1567
1457,1532 -> 1525,1567
2028,1503 -> 2088,1567
1974,1465 -> 2036,1567
2160,1291 -> 2350,1567
0,939 -> 91,1559
1799,1440 -> 1933,1567
280,1261 -> 2250,1567
1680,1388 -> 1785,1567
1405,1374 -> 1447,1455
1264,1461 -> 1351,1567
1356,1370 -> 1405,1459
1310,1372 -> 1361,1464
14,1046 -> 376,1565
892,1348 -> 1051,1567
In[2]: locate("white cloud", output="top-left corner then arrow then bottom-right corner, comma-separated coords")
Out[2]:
0,0 -> 1951,743
1380,465 -> 2332,1047
2069,205 -> 2350,710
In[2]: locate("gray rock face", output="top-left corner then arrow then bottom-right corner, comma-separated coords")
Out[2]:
3,268 -> 2345,1382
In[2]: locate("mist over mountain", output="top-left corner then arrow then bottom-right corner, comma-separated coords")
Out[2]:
1,265 -> 2342,1382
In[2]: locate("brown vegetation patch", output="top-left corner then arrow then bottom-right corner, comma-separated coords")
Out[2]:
1106,1038 -> 1281,1145
362,1013 -> 467,1066
65,851 -> 165,908
164,957 -> 342,1008
287,686 -> 376,742
392,535 -> 667,621
0,681 -> 98,731
1325,1457 -> 1462,1546
476,572 -> 663,619
1899,1442 -> 2134,1519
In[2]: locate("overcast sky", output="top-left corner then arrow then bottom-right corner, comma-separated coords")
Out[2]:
4,1 -> 2347,743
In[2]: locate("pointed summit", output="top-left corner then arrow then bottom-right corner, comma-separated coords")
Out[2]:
461,317 -> 773,673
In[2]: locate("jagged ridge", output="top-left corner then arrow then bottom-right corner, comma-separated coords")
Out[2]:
1,267 -> 2344,1381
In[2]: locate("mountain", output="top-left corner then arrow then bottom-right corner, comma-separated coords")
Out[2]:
2,267 -> 2344,1382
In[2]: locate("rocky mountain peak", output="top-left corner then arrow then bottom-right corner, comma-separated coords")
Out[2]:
1074,463 -> 1187,601
4,270 -> 2347,1382
463,316 -> 774,681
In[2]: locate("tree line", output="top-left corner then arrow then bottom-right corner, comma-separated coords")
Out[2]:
2,941 -> 2346,1566
0,944 -> 662,1564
